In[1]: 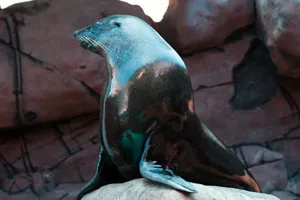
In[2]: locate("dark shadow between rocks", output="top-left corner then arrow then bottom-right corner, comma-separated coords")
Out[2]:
224,24 -> 256,45
229,37 -> 300,116
230,38 -> 278,110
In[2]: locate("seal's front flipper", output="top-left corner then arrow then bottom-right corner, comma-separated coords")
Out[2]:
139,134 -> 197,193
76,147 -> 125,200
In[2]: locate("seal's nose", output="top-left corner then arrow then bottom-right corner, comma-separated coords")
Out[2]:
73,30 -> 80,38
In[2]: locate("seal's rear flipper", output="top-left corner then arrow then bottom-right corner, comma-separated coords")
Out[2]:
76,146 -> 125,200
139,134 -> 197,193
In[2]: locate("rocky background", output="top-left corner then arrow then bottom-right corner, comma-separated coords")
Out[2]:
0,0 -> 299,199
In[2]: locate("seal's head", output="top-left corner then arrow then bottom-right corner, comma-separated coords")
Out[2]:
74,15 -> 184,68
74,15 -> 125,56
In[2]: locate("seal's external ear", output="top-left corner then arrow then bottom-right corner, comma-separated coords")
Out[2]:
113,21 -> 121,27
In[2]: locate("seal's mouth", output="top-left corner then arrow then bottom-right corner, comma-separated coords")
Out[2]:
74,31 -> 93,50
79,39 -> 98,53
79,40 -> 91,50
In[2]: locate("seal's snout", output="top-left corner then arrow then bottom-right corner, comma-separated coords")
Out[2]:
73,29 -> 83,40
73,28 -> 88,41
73,30 -> 79,38
73,27 -> 101,54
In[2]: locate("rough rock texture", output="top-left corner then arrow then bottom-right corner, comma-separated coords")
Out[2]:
230,145 -> 287,193
183,39 -> 251,90
232,145 -> 283,167
271,190 -> 300,200
256,0 -> 300,77
0,113 -> 99,199
156,0 -> 255,55
286,173 -> 300,196
249,160 -> 287,193
81,178 -> 279,200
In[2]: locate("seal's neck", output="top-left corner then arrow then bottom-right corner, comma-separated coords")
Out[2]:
104,32 -> 186,86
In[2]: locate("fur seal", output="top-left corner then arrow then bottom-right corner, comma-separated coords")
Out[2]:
73,15 -> 261,200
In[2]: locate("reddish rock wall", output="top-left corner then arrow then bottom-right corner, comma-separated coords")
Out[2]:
0,0 -> 300,200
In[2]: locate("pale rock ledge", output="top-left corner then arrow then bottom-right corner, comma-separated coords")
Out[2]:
81,178 -> 280,200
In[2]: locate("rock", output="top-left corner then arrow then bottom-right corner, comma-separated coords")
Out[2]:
269,127 -> 300,176
286,172 -> 300,195
31,172 -> 45,193
256,0 -> 300,77
0,0 -> 154,129
40,183 -> 83,200
81,178 -> 280,200
0,113 -> 100,197
231,145 -> 287,193
96,0 -> 154,25
156,0 -> 255,55
282,139 -> 300,177
2,173 -> 31,193
0,190 -> 36,200
0,11 -> 9,41
0,41 -> 17,127
271,190 -> 300,200
230,38 -> 278,110
31,169 -> 56,195
0,183 -> 83,200
249,160 -> 288,193
183,39 -> 250,90
193,84 -> 300,145
53,144 -> 99,183
232,145 -> 283,167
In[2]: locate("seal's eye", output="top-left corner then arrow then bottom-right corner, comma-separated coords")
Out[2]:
113,22 -> 121,28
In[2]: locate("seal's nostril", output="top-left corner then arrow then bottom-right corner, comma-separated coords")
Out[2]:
73,30 -> 80,37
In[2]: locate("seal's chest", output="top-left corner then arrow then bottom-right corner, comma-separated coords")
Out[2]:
119,129 -> 146,164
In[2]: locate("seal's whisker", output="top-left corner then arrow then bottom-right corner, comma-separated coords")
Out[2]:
95,40 -> 127,62
83,36 -> 110,56
94,40 -> 109,53
82,36 -> 94,46
81,36 -> 90,45
85,36 -> 99,47
96,41 -> 108,52
80,35 -> 127,63
94,40 -> 114,57
84,36 -> 110,55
